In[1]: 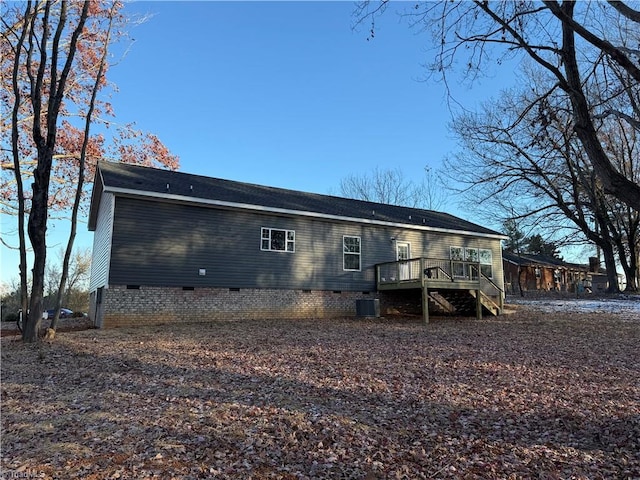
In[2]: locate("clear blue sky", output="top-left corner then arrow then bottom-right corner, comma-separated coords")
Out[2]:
1,1 -> 516,288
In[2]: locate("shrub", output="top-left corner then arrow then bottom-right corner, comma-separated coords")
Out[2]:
3,312 -> 19,323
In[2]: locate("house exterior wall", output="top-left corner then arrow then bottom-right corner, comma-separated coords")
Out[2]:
90,195 -> 505,328
108,197 -> 504,294
387,229 -> 504,293
504,263 -> 560,292
503,260 -> 590,294
109,197 -> 383,291
88,192 -> 114,292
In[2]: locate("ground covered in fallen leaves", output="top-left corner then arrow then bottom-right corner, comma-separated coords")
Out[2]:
2,306 -> 639,479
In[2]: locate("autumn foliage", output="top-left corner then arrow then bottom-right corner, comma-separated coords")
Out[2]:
1,1 -> 179,218
2,0 -> 178,341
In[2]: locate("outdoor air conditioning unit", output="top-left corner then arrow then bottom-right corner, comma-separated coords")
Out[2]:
356,299 -> 380,318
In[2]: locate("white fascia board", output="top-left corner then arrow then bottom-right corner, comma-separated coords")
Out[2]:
105,186 -> 509,241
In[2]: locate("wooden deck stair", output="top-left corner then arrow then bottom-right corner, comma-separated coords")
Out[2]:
469,289 -> 501,316
427,291 -> 456,314
427,289 -> 501,317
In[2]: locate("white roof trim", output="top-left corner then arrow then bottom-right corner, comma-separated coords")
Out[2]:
104,186 -> 509,240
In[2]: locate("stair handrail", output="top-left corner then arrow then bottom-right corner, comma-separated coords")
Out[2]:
480,271 -> 503,294
423,265 -> 453,281
480,271 -> 504,312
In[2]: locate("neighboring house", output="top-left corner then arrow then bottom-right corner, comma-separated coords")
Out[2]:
502,251 -> 603,294
88,162 -> 507,328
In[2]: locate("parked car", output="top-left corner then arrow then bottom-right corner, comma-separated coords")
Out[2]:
16,309 -> 56,333
46,308 -> 74,319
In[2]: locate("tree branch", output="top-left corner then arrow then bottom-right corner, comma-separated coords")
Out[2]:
544,0 -> 640,82
606,1 -> 640,23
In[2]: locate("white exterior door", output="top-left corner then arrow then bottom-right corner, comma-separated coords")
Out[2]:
396,242 -> 411,280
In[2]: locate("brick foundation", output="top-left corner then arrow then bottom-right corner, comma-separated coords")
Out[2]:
91,285 -> 377,328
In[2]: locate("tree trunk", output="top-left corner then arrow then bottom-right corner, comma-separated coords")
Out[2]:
517,266 -> 524,297
600,241 -> 620,294
623,219 -> 639,292
621,263 -> 638,292
10,2 -> 32,331
610,228 -> 638,292
619,242 -> 638,292
559,1 -> 640,212
24,151 -> 53,342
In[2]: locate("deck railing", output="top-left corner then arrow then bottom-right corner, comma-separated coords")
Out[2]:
377,258 -> 505,309
376,257 -> 482,286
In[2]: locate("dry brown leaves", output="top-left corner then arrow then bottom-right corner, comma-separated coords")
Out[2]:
1,307 -> 639,479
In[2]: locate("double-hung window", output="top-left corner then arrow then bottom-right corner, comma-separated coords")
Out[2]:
465,248 -> 479,279
343,235 -> 361,271
261,227 -> 295,252
479,249 -> 493,278
450,246 -> 493,279
450,246 -> 466,278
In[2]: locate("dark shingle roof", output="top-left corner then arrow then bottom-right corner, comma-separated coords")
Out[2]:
90,161 -> 504,237
502,251 -> 588,270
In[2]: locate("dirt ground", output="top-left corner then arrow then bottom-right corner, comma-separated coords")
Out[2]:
1,304 -> 638,479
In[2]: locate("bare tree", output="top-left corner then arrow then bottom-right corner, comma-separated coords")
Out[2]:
8,1 -> 90,342
355,1 -> 640,291
443,74 -> 628,292
421,166 -> 447,211
45,248 -> 91,325
355,1 -> 640,210
598,120 -> 640,291
2,2 -> 179,342
339,166 -> 447,210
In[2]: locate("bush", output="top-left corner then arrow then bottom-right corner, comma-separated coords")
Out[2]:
3,312 -> 19,323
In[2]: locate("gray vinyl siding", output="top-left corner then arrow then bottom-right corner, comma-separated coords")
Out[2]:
88,192 -> 114,292
109,197 -> 504,292
379,229 -> 503,285
110,198 -> 383,291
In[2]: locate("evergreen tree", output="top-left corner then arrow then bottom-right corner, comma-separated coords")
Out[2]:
503,218 -> 525,253
526,234 -> 561,258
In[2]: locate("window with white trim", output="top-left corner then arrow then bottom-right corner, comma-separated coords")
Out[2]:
450,246 -> 464,261
479,248 -> 493,278
465,247 -> 478,263
261,227 -> 295,252
450,246 -> 466,278
450,246 -> 485,279
343,235 -> 361,271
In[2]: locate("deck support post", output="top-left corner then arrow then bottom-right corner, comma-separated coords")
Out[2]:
420,258 -> 429,325
475,288 -> 482,320
422,285 -> 429,325
421,258 -> 429,325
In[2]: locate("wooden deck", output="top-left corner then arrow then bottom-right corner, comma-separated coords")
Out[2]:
376,258 -> 504,324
